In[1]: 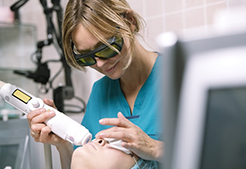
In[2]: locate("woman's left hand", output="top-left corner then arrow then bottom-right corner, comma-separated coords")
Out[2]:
95,112 -> 164,162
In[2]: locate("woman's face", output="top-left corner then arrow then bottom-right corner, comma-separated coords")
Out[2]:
71,139 -> 136,169
71,24 -> 131,79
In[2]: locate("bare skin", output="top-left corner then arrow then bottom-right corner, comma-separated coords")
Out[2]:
71,138 -> 138,169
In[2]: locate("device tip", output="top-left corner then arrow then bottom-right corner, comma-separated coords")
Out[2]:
0,80 -> 6,89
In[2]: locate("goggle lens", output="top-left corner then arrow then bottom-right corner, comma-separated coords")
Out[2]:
95,44 -> 121,58
73,36 -> 124,67
78,57 -> 96,66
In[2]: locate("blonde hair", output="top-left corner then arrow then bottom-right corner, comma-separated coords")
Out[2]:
62,0 -> 145,70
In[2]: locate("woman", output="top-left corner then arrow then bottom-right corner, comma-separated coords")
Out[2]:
71,138 -> 158,169
28,0 -> 164,168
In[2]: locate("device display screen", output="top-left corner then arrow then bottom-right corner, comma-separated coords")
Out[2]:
12,89 -> 32,104
200,87 -> 246,169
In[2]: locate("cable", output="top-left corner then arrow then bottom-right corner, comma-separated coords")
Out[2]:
11,0 -> 87,113
30,51 -> 38,64
63,96 -> 86,113
131,154 -> 141,169
48,63 -> 63,90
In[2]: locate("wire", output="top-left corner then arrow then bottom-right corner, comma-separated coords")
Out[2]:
131,154 -> 141,169
64,96 -> 87,113
48,63 -> 63,90
11,0 -> 87,113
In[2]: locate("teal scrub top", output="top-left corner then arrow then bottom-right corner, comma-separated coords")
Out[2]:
82,55 -> 162,140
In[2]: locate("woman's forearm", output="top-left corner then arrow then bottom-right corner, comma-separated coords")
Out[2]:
152,140 -> 164,163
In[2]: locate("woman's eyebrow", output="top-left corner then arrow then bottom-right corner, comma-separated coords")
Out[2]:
77,41 -> 104,53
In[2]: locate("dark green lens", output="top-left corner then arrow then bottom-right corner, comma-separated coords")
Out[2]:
78,57 -> 96,66
115,36 -> 123,45
95,44 -> 121,58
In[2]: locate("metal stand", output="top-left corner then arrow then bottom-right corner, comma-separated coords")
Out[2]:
43,143 -> 53,169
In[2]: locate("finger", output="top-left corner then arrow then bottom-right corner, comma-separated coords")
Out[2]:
31,110 -> 55,125
99,113 -> 131,127
121,141 -> 135,149
97,126 -> 129,133
99,118 -> 131,128
27,108 -> 46,125
117,112 -> 128,121
95,126 -> 119,137
120,141 -> 140,155
31,131 -> 40,138
33,126 -> 51,143
40,126 -> 62,145
40,126 -> 52,139
43,98 -> 56,109
99,118 -> 119,125
99,132 -> 132,142
95,127 -> 132,141
30,123 -> 46,133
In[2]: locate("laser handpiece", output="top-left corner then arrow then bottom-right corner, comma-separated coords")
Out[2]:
0,80 -> 92,146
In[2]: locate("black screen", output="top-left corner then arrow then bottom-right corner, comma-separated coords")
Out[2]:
200,87 -> 246,169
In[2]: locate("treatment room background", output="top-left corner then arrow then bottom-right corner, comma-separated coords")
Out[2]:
0,0 -> 236,168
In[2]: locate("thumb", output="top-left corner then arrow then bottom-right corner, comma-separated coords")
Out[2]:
117,112 -> 128,121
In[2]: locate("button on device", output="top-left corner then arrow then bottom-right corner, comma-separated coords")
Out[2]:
31,99 -> 40,108
28,98 -> 44,111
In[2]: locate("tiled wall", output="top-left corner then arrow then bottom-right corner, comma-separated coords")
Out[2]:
128,0 -> 233,50
165,0 -> 227,30
0,0 -> 235,102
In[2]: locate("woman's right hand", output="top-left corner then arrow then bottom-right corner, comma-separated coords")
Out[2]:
27,98 -> 74,169
27,98 -> 66,148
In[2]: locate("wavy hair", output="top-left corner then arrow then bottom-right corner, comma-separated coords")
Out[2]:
62,0 -> 145,70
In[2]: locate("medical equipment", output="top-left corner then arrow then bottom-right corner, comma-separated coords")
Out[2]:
10,0 -> 87,115
0,80 -> 92,146
159,29 -> 246,169
104,138 -> 131,154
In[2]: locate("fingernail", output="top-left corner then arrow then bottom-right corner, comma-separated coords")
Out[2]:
40,108 -> 46,112
99,119 -> 105,124
49,110 -> 55,115
97,133 -> 105,137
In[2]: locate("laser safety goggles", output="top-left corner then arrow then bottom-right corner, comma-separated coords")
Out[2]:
72,36 -> 124,66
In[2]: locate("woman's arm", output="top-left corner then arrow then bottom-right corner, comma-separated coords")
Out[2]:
27,99 -> 74,169
95,112 -> 164,163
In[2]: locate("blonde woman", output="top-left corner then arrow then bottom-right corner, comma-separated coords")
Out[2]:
27,0 -> 164,168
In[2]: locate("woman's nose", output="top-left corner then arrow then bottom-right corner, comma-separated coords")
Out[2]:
96,139 -> 107,146
95,57 -> 107,67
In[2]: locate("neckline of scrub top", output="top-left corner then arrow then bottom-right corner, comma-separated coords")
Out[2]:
116,54 -> 160,117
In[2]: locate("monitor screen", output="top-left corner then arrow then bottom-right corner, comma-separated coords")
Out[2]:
200,87 -> 246,169
159,30 -> 246,169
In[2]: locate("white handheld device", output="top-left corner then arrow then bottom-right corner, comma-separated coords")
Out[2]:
0,80 -> 92,146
